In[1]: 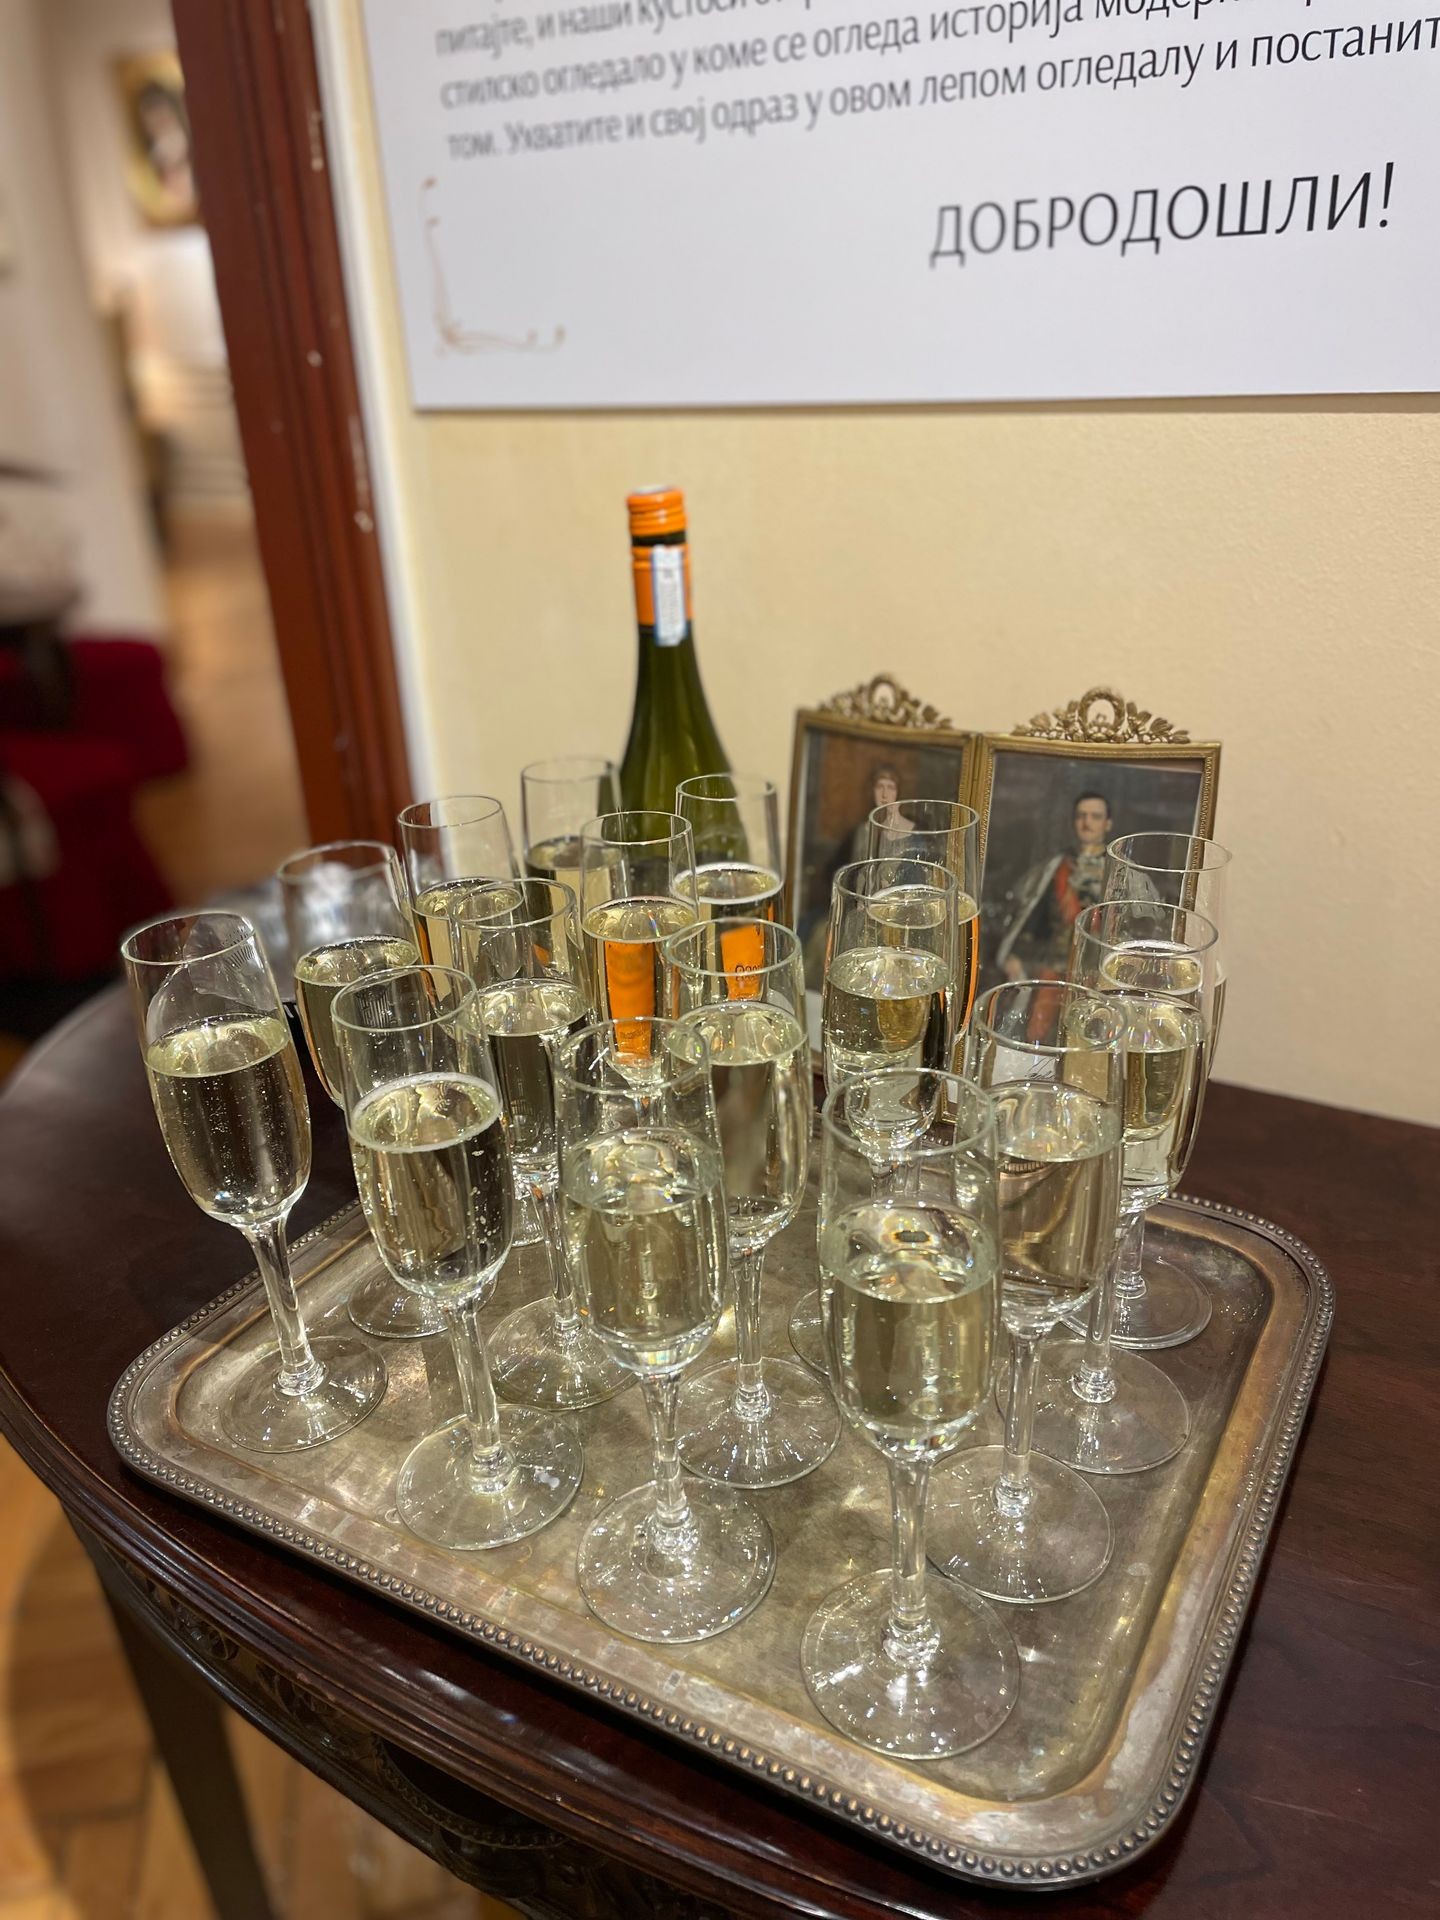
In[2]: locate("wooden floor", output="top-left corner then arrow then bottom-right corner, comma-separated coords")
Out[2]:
1,511 -> 518,1919
133,507 -> 309,908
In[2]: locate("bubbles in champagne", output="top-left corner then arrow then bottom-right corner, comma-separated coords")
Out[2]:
349,1074 -> 511,1301
821,1201 -> 997,1461
145,1013 -> 310,1226
560,1127 -> 727,1374
475,977 -> 589,1167
676,1001 -> 810,1251
822,946 -> 952,1087
294,935 -> 420,1103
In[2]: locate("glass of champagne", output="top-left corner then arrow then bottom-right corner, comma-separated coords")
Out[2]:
1102,841 -> 1231,1351
521,756 -> 620,900
1105,832 -> 1231,1051
865,797 -> 982,1039
466,879 -> 629,1409
333,964 -> 582,1548
821,857 -> 958,1092
803,1071 -> 1018,1760
1077,897 -> 1219,1351
578,810 -> 698,1074
1027,902 -> 1215,1475
791,858 -> 960,1376
674,772 -> 784,924
278,841 -> 438,1341
555,1018 -> 774,1642
664,919 -> 839,1487
122,911 -> 386,1452
397,796 -> 519,973
928,982 -> 1125,1604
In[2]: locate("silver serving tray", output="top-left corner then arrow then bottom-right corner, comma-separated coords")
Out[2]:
109,1188 -> 1331,1890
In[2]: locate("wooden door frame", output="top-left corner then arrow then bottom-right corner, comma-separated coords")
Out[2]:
172,0 -> 411,844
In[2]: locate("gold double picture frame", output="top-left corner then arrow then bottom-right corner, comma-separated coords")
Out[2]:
787,681 -> 1220,1021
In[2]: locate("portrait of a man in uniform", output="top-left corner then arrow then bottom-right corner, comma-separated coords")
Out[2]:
996,790 -> 1113,982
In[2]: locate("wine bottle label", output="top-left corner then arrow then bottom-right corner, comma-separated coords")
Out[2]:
632,546 -> 690,646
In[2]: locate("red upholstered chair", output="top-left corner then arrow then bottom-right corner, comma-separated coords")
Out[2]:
0,635 -> 189,780
0,635 -> 182,981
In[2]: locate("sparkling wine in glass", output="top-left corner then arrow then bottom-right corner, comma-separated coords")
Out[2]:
674,772 -> 784,927
802,1071 -> 1017,1760
555,1018 -> 774,1643
467,879 -> 629,1410
522,755 -> 620,903
928,981 -> 1125,1604
334,964 -> 581,1549
1026,901 -> 1216,1475
278,840 -> 437,1341
865,797 -> 982,1038
821,858 -> 958,1092
578,810 -> 698,1070
122,911 -> 387,1452
397,796 -> 518,974
665,919 -> 838,1488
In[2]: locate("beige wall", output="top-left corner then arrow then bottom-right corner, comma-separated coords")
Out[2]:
0,0 -> 163,632
315,3 -> 1440,1127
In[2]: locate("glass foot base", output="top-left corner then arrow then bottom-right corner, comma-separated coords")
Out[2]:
801,1569 -> 1018,1761
788,1290 -> 827,1376
1026,1338 -> 1190,1476
348,1268 -> 445,1340
1111,1257 -> 1212,1350
676,1358 -> 841,1488
490,1298 -> 630,1410
397,1408 -> 582,1550
577,1481 -> 774,1643
928,1448 -> 1113,1604
224,1333 -> 387,1453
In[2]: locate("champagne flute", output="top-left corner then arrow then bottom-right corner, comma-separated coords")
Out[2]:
674,772 -> 784,925
577,810 -> 698,1072
865,797 -> 982,1039
1105,833 -> 1231,1054
1102,840 -> 1231,1352
1075,897 -> 1219,1351
820,857 -> 958,1092
467,879 -> 629,1409
555,1017 -> 774,1642
792,857 -> 958,1374
803,1071 -> 1017,1760
665,919 -> 839,1487
397,796 -> 519,973
122,911 -> 387,1452
333,964 -> 582,1547
278,841 -> 439,1341
521,756 -> 620,901
1027,901 -> 1215,1475
928,982 -> 1125,1604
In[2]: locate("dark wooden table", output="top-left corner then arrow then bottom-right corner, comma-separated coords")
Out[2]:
0,987 -> 1435,1918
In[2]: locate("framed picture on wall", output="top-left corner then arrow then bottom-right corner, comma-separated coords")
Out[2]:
114,50 -> 200,229
787,677 -> 974,1004
970,688 -> 1220,1001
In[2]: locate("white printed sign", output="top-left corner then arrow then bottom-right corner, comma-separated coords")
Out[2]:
360,0 -> 1437,406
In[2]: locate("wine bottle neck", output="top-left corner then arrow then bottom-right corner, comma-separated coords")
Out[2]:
632,533 -> 692,649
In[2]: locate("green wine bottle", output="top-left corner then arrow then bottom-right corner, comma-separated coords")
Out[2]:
619,487 -> 731,812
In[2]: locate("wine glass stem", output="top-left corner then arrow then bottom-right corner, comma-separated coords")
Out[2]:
533,1174 -> 581,1336
883,1458 -> 939,1669
443,1300 -> 511,1492
1113,1200 -> 1148,1302
996,1330 -> 1040,1516
731,1247 -> 770,1418
1072,1223 -> 1126,1406
641,1374 -> 693,1538
244,1219 -> 324,1398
